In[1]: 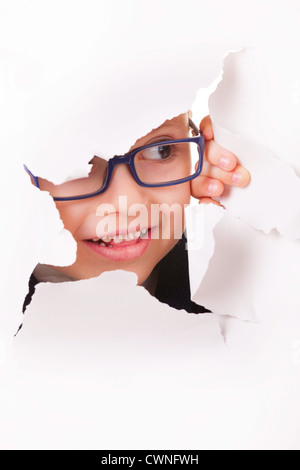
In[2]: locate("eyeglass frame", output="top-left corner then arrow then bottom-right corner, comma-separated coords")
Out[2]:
24,119 -> 205,202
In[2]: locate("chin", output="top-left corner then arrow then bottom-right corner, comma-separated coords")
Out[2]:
134,270 -> 152,286
57,264 -> 152,286
54,237 -> 178,286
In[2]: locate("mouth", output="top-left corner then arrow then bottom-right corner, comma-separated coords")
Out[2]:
83,227 -> 153,261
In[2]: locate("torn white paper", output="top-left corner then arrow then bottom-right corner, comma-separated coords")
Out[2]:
189,47 -> 300,321
188,204 -> 300,321
209,48 -> 300,239
209,47 -> 300,175
2,265 -> 300,450
212,123 -> 300,239
0,271 -> 226,450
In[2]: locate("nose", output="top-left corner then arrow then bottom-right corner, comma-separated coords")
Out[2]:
101,161 -> 149,209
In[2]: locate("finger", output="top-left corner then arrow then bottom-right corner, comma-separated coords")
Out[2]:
201,160 -> 251,188
199,115 -> 214,140
191,175 -> 224,199
204,139 -> 238,172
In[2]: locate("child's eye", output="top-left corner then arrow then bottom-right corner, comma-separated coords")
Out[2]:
140,144 -> 173,161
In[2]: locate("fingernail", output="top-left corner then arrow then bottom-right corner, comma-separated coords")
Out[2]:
232,172 -> 242,185
208,182 -> 219,194
219,156 -> 231,170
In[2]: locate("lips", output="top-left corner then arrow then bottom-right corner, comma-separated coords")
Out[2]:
83,227 -> 153,261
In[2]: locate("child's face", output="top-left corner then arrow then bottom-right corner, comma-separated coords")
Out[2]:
40,113 -> 192,285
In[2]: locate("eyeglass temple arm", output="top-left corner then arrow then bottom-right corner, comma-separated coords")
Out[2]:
188,118 -> 200,137
23,164 -> 40,189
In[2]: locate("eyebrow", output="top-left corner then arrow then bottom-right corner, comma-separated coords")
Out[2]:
149,118 -> 198,137
128,118 -> 199,153
154,120 -> 189,134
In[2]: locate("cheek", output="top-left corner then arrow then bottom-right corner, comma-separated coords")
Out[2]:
152,181 -> 191,206
54,201 -> 85,236
55,183 -> 191,240
150,183 -> 191,240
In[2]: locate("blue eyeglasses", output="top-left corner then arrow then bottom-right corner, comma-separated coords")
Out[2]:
24,119 -> 204,202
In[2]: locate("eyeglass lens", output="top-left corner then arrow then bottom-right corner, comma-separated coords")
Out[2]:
37,141 -> 200,199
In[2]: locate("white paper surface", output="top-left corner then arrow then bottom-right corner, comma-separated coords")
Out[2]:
1,268 -> 300,450
209,48 -> 300,239
209,47 -> 300,175
188,46 -> 300,326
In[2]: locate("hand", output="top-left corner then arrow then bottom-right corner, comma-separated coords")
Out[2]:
191,116 -> 251,205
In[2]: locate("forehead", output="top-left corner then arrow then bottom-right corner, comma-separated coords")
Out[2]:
130,114 -> 189,151
153,114 -> 189,132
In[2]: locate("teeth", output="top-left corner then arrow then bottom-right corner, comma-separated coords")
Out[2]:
92,229 -> 149,245
113,237 -> 123,244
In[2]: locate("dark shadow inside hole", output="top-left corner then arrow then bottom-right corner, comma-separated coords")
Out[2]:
149,232 -> 210,314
